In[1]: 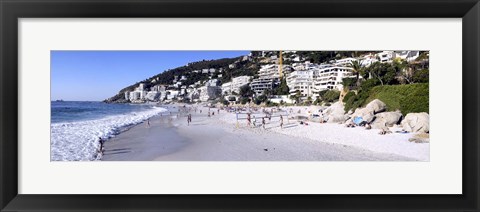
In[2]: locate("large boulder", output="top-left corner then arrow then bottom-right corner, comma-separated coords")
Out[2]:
365,99 -> 387,114
349,99 -> 387,124
322,102 -> 347,123
371,111 -> 403,129
401,112 -> 429,133
351,108 -> 375,123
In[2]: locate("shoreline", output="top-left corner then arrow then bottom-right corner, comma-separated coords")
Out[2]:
102,105 -> 426,161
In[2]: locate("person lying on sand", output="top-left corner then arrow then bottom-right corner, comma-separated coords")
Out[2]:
379,128 -> 392,135
365,123 -> 372,130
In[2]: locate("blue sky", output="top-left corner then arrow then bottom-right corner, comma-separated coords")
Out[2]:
51,51 -> 249,101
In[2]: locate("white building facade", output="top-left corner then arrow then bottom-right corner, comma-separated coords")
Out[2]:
250,64 -> 289,96
199,86 -> 221,102
376,51 -> 394,63
286,70 -> 314,98
312,66 -> 354,95
222,76 -> 251,95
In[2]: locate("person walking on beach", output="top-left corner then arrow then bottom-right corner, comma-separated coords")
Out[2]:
146,118 -> 150,128
98,137 -> 105,154
262,117 -> 266,129
187,114 -> 192,126
280,115 -> 284,129
247,113 -> 251,127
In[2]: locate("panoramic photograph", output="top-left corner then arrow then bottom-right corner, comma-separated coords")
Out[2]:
51,50 -> 429,161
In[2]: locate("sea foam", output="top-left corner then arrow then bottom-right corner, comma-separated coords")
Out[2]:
51,106 -> 167,161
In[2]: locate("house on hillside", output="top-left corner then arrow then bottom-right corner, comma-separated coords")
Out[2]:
376,51 -> 394,63
199,86 -> 221,102
394,51 -> 420,62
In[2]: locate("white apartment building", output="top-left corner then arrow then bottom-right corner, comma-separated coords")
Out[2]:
376,51 -> 394,63
250,64 -> 290,96
360,54 -> 379,67
206,79 -> 220,86
334,57 -> 357,67
250,78 -> 275,96
258,64 -> 282,79
128,91 -> 141,101
137,83 -> 145,91
166,90 -> 179,100
151,85 -> 166,92
199,86 -> 221,102
312,66 -> 354,96
221,75 -> 251,95
231,76 -> 251,93
291,61 -> 317,71
286,70 -> 314,98
145,91 -> 161,101
394,51 -> 420,62
221,82 -> 232,94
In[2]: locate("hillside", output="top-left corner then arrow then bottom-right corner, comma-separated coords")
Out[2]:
344,83 -> 429,115
104,51 -> 383,103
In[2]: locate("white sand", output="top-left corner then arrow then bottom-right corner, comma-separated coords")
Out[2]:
220,109 -> 429,161
102,105 -> 425,161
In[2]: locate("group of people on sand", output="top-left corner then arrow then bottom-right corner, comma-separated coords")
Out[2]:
345,118 -> 393,135
246,113 -> 284,129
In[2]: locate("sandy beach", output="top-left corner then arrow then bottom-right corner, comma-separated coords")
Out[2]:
102,105 -> 428,161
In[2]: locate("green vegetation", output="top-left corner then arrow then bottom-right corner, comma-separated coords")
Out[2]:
274,78 -> 290,95
347,60 -> 364,86
366,83 -> 429,115
344,83 -> 429,115
341,77 -> 356,89
239,84 -> 253,98
254,94 -> 268,105
295,51 -> 373,64
322,90 -> 341,102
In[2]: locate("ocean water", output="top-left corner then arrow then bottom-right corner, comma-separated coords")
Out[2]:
51,101 -> 167,161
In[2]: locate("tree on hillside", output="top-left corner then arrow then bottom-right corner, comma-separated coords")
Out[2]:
274,78 -> 290,95
366,62 -> 399,86
342,77 -> 356,88
348,60 -> 364,87
239,84 -> 253,97
290,90 -> 302,104
263,88 -> 273,97
394,59 -> 429,84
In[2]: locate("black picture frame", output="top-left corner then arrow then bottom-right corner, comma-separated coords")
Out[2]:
1,0 -> 479,211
